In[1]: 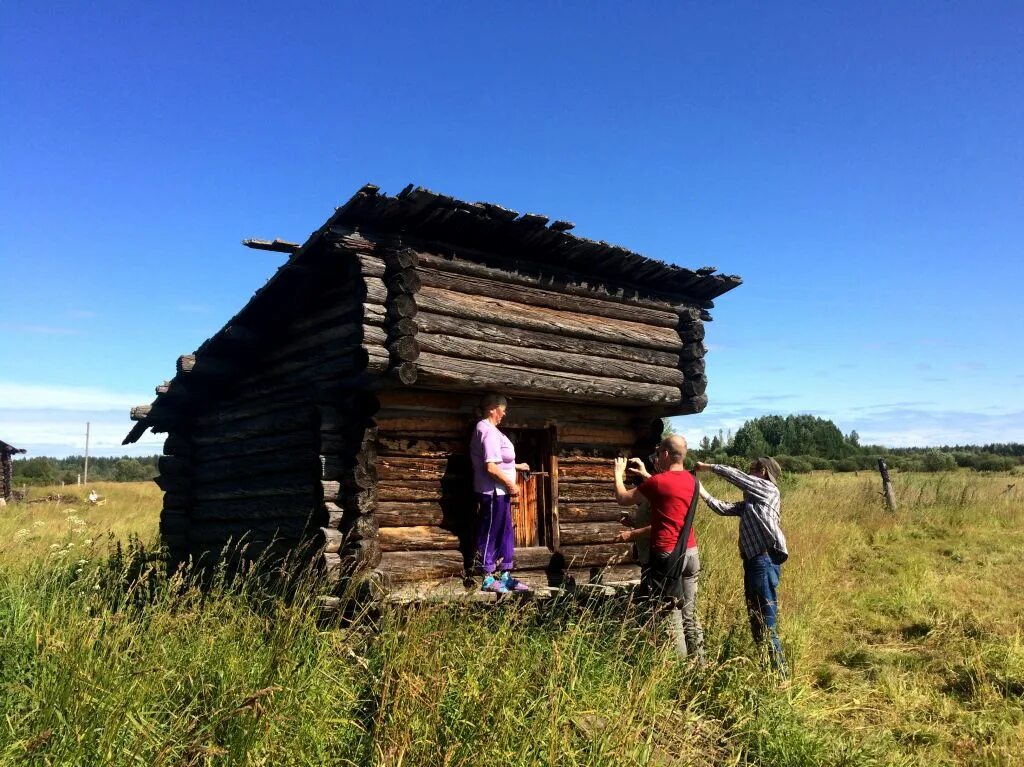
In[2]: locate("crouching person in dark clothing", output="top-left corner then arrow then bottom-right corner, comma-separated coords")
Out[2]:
614,435 -> 704,662
695,457 -> 788,676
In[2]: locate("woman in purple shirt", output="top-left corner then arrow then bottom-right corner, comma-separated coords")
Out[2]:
470,393 -> 530,593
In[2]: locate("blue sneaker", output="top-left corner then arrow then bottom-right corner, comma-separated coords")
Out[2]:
482,575 -> 508,594
500,571 -> 531,592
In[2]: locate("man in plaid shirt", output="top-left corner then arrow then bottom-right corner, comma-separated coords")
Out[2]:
695,457 -> 788,674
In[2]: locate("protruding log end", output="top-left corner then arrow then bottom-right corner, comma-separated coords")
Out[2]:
176,354 -> 196,375
130,405 -> 152,421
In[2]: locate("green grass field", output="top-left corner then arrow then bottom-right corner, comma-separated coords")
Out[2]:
1,471 -> 1021,765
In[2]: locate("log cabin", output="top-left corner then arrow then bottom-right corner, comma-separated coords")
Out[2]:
124,184 -> 741,592
1,439 -> 26,502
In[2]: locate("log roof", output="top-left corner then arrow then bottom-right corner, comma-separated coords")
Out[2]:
330,185 -> 742,302
0,440 -> 25,455
124,184 -> 743,444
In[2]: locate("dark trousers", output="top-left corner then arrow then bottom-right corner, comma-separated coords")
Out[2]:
743,552 -> 787,675
474,492 -> 515,575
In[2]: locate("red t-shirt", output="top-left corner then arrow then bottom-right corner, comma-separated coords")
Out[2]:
638,470 -> 698,553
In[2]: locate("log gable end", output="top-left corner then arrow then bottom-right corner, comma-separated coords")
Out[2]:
126,183 -> 741,591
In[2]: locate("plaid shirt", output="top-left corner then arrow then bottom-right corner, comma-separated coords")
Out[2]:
700,465 -> 788,562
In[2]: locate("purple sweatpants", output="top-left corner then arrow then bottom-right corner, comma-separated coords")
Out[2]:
475,492 -> 515,574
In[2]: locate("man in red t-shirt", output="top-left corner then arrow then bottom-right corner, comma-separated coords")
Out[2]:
613,434 -> 704,661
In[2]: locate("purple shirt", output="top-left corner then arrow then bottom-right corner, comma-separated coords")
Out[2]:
470,419 -> 517,495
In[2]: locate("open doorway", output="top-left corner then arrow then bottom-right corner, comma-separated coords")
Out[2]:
504,427 -> 555,548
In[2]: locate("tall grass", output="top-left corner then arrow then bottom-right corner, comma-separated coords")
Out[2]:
0,472 -> 1021,765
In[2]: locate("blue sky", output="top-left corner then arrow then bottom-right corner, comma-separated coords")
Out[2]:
2,2 -> 1022,457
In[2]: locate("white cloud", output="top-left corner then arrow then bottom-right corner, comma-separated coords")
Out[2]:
0,381 -> 147,411
0,408 -> 163,457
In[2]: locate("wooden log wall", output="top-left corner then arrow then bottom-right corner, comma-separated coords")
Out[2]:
370,389 -> 649,586
155,241 -> 393,571
402,246 -> 709,412
1,452 -> 12,502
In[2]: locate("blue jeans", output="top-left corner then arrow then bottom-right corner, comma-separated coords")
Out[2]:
743,552 -> 787,675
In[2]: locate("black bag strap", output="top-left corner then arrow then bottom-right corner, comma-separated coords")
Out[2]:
668,472 -> 701,564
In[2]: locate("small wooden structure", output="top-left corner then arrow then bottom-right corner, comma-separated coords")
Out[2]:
125,184 -> 741,590
1,439 -> 26,502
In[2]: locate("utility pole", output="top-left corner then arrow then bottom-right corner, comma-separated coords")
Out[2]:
84,422 -> 90,485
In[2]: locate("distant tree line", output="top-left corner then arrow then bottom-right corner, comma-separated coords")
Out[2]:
11,455 -> 159,486
688,414 -> 1022,474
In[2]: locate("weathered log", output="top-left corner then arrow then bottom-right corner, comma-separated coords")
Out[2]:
434,314 -> 683,371
558,521 -> 625,545
386,270 -> 421,294
415,354 -> 683,406
191,476 -> 315,502
343,513 -> 378,541
387,335 -> 421,362
322,527 -> 344,554
377,526 -> 461,552
192,397 -> 315,429
377,456 -> 469,483
674,395 -> 708,416
157,455 -> 191,477
416,286 -> 682,352
558,482 -> 615,504
345,537 -> 382,568
190,409 -> 317,446
159,509 -> 190,535
682,375 -> 707,398
263,322 -> 384,367
192,431 -> 314,463
355,253 -> 386,278
163,434 -> 193,457
414,251 -> 692,316
191,495 -> 320,521
417,267 -> 680,328
288,298 -> 385,335
375,480 -> 473,502
554,423 -> 641,446
679,342 -> 706,361
512,546 -> 559,571
192,451 -> 319,485
154,475 -> 189,493
557,461 -> 616,481
386,294 -> 417,320
558,503 -> 627,523
677,321 -> 705,342
416,333 -> 684,386
187,518 -> 321,545
559,543 -> 635,568
567,563 -> 642,585
130,405 -> 152,421
374,503 -> 444,528
236,340 -> 383,385
377,436 -> 466,458
376,550 -> 466,582
176,354 -> 237,380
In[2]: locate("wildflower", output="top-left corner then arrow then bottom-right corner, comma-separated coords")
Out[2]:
84,539 -> 93,545
15,529 -> 30,539
50,543 -> 60,550
33,520 -> 45,528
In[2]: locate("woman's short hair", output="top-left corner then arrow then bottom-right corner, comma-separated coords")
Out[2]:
479,393 -> 508,413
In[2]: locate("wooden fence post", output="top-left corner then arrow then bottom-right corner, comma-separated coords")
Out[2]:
877,458 -> 897,511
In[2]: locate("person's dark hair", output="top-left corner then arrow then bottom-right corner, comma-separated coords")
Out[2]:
753,456 -> 782,486
479,392 -> 508,413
